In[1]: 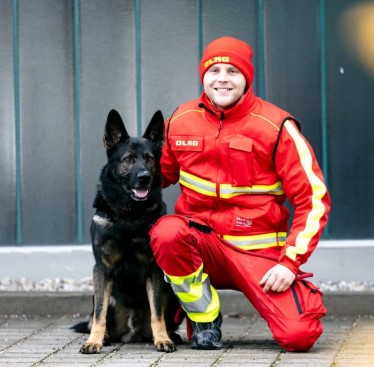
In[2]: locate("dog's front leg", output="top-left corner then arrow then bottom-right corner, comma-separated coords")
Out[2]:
80,265 -> 112,354
146,275 -> 177,352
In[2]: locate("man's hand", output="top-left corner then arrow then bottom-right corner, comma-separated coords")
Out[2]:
259,264 -> 296,293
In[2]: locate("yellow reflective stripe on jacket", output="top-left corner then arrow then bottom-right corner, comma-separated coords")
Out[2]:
283,121 -> 328,261
179,170 -> 216,197
220,181 -> 284,198
164,264 -> 220,323
223,232 -> 287,250
179,169 -> 284,197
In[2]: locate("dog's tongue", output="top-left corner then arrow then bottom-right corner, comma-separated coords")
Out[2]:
132,189 -> 149,199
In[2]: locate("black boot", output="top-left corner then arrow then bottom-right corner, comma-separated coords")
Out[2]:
190,313 -> 223,350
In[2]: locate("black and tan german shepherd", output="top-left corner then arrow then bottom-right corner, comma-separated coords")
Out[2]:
74,109 -> 181,353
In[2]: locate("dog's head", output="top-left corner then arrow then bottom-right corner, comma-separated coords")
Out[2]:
102,109 -> 164,202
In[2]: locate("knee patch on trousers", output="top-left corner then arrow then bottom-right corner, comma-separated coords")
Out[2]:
270,316 -> 323,352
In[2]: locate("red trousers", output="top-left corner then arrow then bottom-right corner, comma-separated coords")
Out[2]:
150,215 -> 326,352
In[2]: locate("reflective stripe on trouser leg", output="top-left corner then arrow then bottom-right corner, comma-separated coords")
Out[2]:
164,263 -> 220,323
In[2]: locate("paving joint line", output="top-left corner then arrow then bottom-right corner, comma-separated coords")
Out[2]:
150,351 -> 172,367
211,342 -> 235,366
91,343 -> 126,366
331,315 -> 360,366
270,349 -> 286,366
0,317 -> 59,355
32,333 -> 87,366
212,316 -> 269,366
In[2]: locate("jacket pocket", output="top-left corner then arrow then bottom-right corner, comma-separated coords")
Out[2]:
229,136 -> 255,186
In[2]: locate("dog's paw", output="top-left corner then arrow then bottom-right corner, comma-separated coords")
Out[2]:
155,339 -> 177,353
169,331 -> 183,345
79,342 -> 103,354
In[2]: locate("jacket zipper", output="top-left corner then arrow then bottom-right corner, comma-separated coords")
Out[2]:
215,120 -> 223,138
215,112 -> 225,232
291,284 -> 303,314
198,102 -> 224,138
199,102 -> 226,233
215,111 -> 224,138
215,112 -> 225,196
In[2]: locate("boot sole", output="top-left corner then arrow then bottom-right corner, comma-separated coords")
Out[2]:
191,341 -> 223,350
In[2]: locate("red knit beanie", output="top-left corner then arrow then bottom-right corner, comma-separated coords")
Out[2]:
199,36 -> 255,85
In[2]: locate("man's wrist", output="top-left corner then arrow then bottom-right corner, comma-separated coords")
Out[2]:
278,257 -> 299,275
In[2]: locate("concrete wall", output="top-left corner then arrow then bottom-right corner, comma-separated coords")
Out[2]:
1,240 -> 373,283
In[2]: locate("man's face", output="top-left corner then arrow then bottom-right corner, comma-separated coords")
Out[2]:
203,63 -> 247,110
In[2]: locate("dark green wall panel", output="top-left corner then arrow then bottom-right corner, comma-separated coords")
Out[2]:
18,0 -> 76,244
79,0 -> 136,242
264,0 -> 322,159
0,0 -> 17,244
325,0 -> 374,238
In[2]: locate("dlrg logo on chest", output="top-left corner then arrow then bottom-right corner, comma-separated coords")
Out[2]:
176,140 -> 199,146
171,136 -> 204,151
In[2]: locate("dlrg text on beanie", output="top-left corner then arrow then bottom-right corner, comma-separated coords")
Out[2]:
199,36 -> 255,86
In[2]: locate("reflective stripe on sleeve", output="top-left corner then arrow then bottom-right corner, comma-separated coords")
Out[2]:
283,121 -> 328,261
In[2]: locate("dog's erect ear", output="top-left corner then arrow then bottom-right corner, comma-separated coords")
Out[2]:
103,109 -> 130,150
143,110 -> 164,150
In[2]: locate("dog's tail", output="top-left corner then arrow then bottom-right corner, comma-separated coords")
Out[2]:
71,321 -> 90,334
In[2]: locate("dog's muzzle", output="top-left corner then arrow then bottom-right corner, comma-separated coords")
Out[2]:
129,171 -> 152,201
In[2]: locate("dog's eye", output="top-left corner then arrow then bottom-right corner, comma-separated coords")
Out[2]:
122,155 -> 134,163
145,156 -> 155,164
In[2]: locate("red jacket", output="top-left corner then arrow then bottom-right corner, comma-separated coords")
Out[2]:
161,88 -> 330,273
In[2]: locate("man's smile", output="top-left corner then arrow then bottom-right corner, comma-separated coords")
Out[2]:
214,87 -> 233,95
